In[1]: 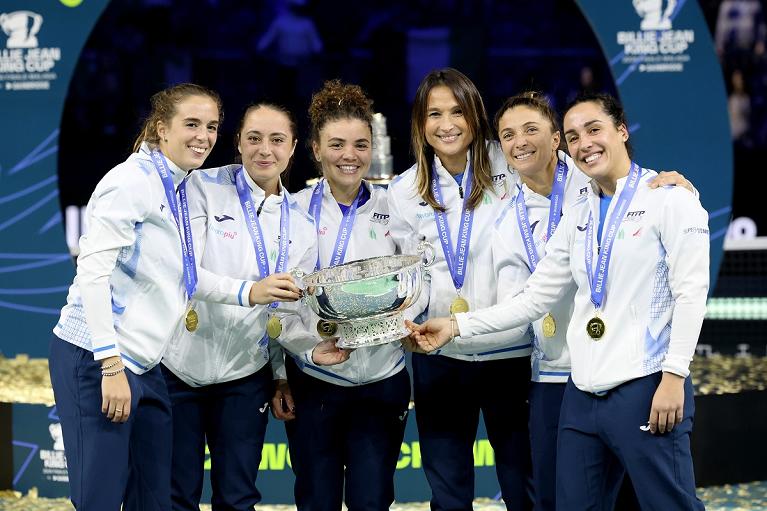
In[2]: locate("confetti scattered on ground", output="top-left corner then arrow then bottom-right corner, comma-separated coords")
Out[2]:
1,355 -> 766,406
1,482 -> 766,510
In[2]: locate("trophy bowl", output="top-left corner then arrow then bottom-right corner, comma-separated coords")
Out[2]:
296,243 -> 433,348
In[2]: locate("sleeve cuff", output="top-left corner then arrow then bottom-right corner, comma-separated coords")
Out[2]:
302,347 -> 315,366
453,312 -> 472,342
238,281 -> 253,307
661,355 -> 691,379
92,343 -> 121,361
272,362 -> 287,380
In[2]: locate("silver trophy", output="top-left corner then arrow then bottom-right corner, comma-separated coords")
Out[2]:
293,241 -> 434,348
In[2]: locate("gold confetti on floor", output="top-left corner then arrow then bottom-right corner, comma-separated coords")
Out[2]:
1,486 -> 767,511
0,355 -> 765,406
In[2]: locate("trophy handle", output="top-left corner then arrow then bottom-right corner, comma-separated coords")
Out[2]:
288,267 -> 310,302
416,240 -> 435,267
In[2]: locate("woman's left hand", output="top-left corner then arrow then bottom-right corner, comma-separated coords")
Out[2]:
648,372 -> 685,434
648,171 -> 694,193
271,379 -> 295,421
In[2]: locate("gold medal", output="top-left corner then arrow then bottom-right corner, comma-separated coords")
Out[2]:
185,308 -> 199,332
450,296 -> 470,314
317,320 -> 338,338
266,315 -> 283,339
586,316 -> 605,340
542,313 -> 556,338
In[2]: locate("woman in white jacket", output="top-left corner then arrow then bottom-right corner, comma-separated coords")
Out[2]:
387,68 -> 533,511
285,80 -> 410,511
49,83 -> 235,511
160,102 -> 332,511
488,91 -> 693,511
411,92 -> 708,511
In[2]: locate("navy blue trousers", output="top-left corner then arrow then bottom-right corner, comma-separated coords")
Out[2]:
528,382 -> 565,511
161,364 -> 272,511
412,353 -> 533,511
284,357 -> 411,511
49,335 -> 172,511
557,373 -> 705,510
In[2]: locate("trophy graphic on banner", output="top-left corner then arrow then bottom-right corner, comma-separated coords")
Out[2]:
633,0 -> 676,31
0,11 -> 43,49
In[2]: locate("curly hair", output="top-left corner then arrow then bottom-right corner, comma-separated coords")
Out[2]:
308,79 -> 374,147
132,83 -> 223,153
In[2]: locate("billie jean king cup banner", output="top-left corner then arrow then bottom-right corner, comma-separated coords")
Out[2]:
0,0 -> 111,359
12,404 -> 502,503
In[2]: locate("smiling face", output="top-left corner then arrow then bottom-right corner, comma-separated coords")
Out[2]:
563,100 -> 631,187
157,95 -> 219,171
237,106 -> 296,191
498,105 -> 560,180
424,85 -> 473,171
312,117 -> 372,192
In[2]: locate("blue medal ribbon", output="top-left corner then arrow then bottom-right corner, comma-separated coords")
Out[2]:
515,158 -> 568,272
234,166 -> 291,308
431,160 -> 475,293
308,179 -> 364,270
585,162 -> 641,310
150,150 -> 197,301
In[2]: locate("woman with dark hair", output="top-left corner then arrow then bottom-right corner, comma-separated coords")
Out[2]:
388,68 -> 534,510
160,102 -> 322,511
284,79 -> 410,511
50,83 -> 234,511
411,92 -> 708,511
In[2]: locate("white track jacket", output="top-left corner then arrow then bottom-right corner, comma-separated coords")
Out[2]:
289,179 -> 406,386
162,165 -> 318,386
54,146 -> 263,374
387,143 -> 533,361
455,167 -> 710,393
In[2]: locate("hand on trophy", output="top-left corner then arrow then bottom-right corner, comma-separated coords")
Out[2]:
249,273 -> 303,305
271,379 -> 296,421
405,318 -> 455,352
311,338 -> 351,366
399,333 -> 427,353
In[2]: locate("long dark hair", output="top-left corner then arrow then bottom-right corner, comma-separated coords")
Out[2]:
410,68 -> 494,211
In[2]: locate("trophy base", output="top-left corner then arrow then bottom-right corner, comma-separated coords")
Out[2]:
336,313 -> 408,349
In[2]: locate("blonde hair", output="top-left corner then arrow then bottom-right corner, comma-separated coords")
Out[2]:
132,83 -> 223,153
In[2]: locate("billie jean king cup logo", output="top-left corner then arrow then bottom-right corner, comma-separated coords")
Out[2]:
0,11 -> 43,49
633,0 -> 676,31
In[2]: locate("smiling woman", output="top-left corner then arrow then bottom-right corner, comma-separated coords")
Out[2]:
47,82 -> 243,511
158,101 -> 322,511
285,79 -> 410,511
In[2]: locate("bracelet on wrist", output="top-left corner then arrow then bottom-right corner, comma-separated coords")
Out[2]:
102,366 -> 125,377
101,359 -> 122,370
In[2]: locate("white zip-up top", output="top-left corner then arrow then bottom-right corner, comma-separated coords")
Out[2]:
491,152 -> 590,383
387,142 -> 531,361
54,144 -> 253,374
162,165 -> 318,387
455,168 -> 710,393
288,179 -> 405,386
